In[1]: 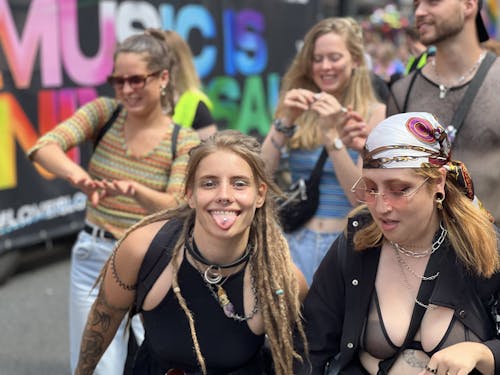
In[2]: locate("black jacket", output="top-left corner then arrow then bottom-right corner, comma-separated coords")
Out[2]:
297,211 -> 500,375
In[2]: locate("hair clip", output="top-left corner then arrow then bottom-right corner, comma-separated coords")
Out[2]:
275,288 -> 284,296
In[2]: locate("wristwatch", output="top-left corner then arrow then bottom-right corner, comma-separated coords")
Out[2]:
273,118 -> 296,138
327,137 -> 344,151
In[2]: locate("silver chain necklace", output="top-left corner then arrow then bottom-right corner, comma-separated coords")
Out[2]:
394,250 -> 436,310
390,224 -> 447,310
391,222 -> 448,259
432,51 -> 486,99
394,247 -> 440,281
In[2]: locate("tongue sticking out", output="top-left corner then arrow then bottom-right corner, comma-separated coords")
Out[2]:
212,212 -> 237,229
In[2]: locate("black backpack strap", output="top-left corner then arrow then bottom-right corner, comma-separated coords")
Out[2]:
133,218 -> 184,314
171,123 -> 181,160
449,51 -> 496,140
402,68 -> 421,112
93,104 -> 122,151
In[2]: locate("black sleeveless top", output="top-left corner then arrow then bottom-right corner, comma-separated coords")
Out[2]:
138,224 -> 264,374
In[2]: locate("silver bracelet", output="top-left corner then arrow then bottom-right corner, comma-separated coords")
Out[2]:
272,118 -> 296,137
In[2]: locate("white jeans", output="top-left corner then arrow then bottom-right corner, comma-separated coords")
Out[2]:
69,229 -> 144,374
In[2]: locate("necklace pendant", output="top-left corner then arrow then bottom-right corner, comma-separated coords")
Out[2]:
217,286 -> 235,318
439,84 -> 447,99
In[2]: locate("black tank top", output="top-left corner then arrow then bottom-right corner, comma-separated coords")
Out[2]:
141,252 -> 264,373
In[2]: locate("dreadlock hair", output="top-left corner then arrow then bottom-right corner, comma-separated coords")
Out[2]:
105,130 -> 308,374
350,166 -> 499,277
113,30 -> 176,114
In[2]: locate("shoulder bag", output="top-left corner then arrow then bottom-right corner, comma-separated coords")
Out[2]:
277,148 -> 328,233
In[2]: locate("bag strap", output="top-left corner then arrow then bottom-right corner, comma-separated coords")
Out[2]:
133,218 -> 183,315
309,148 -> 329,185
377,246 -> 445,374
171,123 -> 181,160
401,68 -> 421,112
449,51 -> 496,141
93,104 -> 122,151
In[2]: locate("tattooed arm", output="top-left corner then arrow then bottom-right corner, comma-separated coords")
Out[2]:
75,287 -> 130,375
74,220 -> 168,375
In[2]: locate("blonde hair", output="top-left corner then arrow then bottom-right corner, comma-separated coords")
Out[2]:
161,29 -> 202,95
278,17 -> 379,149
111,130 -> 307,374
350,167 -> 499,277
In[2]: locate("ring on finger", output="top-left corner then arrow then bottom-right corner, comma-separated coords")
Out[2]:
425,365 -> 437,374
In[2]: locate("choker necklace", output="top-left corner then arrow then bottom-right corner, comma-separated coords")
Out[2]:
190,249 -> 259,321
185,235 -> 253,270
391,222 -> 448,259
432,51 -> 485,99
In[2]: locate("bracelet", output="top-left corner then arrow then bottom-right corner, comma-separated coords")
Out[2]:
272,118 -> 296,138
270,136 -> 284,151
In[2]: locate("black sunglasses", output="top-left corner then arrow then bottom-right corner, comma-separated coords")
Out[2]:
107,70 -> 161,89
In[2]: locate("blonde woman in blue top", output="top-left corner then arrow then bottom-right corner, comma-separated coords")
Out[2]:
262,17 -> 385,284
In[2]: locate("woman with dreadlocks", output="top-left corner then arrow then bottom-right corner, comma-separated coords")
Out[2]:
74,130 -> 309,375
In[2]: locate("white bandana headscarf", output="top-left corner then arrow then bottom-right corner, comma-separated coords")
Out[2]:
363,112 -> 451,169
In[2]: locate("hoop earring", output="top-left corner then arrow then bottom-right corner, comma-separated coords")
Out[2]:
435,192 -> 445,210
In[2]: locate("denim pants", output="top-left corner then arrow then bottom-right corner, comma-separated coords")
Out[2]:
285,227 -> 339,285
69,229 -> 144,374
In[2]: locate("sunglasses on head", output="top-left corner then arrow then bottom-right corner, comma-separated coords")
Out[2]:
107,70 -> 161,89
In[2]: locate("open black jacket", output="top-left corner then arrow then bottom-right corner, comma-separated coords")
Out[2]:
296,211 -> 500,375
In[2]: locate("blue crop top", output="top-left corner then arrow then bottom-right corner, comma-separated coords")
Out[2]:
288,147 -> 358,219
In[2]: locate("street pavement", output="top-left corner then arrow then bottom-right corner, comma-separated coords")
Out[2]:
0,241 -> 72,375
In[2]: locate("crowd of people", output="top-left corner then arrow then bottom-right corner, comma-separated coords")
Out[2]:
26,0 -> 500,373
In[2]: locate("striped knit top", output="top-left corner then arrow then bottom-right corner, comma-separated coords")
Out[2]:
288,146 -> 358,219
27,97 -> 200,238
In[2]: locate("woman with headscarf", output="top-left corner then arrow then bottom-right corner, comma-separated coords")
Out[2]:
297,112 -> 500,375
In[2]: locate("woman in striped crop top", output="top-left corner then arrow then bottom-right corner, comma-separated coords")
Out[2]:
27,31 -> 199,375
262,17 -> 386,284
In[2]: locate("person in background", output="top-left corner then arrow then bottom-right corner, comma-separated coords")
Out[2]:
297,112 -> 500,375
152,29 -> 217,140
372,41 -> 406,84
387,0 -> 500,223
481,38 -> 500,55
74,130 -> 308,375
27,31 -> 200,374
261,17 -> 385,284
403,26 -> 435,76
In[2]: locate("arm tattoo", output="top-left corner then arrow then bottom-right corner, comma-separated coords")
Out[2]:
111,247 -> 136,291
75,289 -> 129,374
